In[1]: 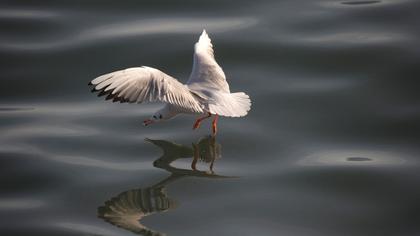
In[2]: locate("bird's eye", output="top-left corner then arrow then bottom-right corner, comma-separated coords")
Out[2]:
153,115 -> 157,119
159,114 -> 162,119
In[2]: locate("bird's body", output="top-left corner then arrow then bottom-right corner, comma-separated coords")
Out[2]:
90,30 -> 251,135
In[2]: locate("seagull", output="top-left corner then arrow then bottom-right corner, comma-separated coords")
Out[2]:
89,30 -> 251,135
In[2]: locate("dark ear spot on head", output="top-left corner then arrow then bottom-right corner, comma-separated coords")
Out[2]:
153,115 -> 157,119
159,114 -> 162,119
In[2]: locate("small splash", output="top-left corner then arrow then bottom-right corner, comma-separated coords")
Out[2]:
341,0 -> 381,5
346,157 -> 372,162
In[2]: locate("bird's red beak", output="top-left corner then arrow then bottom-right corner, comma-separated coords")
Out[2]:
143,119 -> 154,126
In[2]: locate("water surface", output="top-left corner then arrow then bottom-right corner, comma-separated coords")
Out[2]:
1,0 -> 420,235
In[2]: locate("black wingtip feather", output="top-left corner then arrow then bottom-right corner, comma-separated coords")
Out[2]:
112,96 -> 126,103
97,90 -> 111,97
105,94 -> 114,100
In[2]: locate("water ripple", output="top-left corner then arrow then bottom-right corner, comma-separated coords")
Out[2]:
0,143 -> 153,171
300,31 -> 406,45
0,199 -> 45,210
0,107 -> 34,112
0,8 -> 59,19
0,17 -> 258,52
298,150 -> 408,167
322,0 -> 412,8
56,222 -> 118,236
341,0 -> 382,5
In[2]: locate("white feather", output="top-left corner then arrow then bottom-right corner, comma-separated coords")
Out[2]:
187,30 -> 251,117
187,30 -> 230,93
90,30 -> 252,119
90,66 -> 203,113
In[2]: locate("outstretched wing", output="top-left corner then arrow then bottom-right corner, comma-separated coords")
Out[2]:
187,30 -> 230,93
90,66 -> 203,113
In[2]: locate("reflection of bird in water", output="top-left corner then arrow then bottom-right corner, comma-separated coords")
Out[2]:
191,135 -> 221,172
98,186 -> 173,236
97,136 -> 230,236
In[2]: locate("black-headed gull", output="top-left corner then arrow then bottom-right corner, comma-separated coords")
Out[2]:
89,30 -> 251,135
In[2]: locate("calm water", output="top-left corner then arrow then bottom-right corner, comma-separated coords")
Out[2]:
1,0 -> 420,235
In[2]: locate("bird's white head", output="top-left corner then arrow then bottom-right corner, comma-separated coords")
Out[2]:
143,106 -> 177,126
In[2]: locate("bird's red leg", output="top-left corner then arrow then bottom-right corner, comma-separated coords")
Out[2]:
212,114 -> 219,136
193,112 -> 212,130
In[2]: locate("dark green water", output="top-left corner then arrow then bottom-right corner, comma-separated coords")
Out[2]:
1,0 -> 420,235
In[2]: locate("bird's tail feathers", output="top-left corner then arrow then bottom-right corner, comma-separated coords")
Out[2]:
208,92 -> 251,117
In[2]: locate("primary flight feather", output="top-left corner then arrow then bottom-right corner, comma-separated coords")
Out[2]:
89,30 -> 251,135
